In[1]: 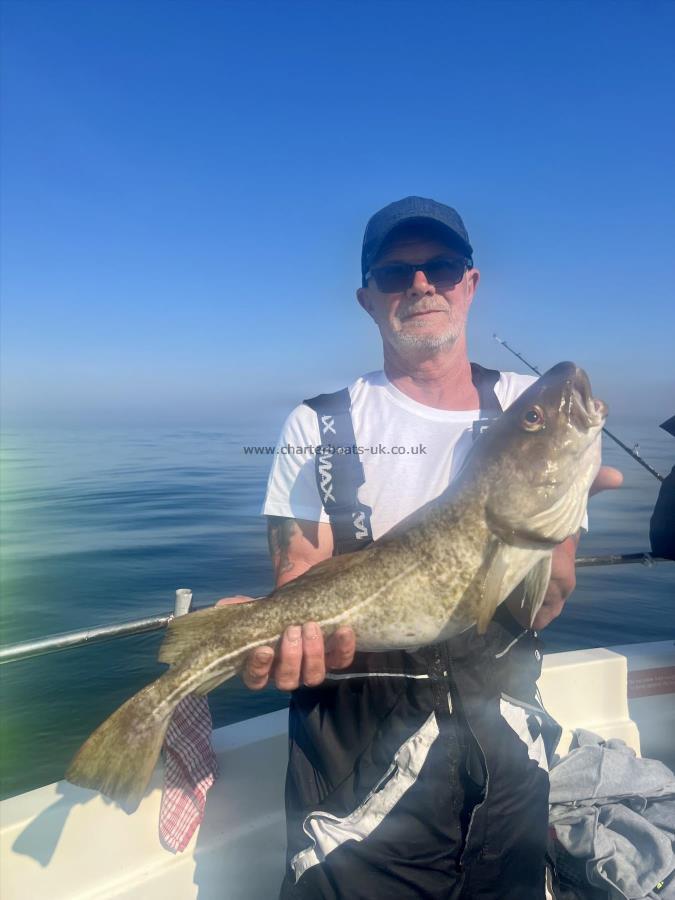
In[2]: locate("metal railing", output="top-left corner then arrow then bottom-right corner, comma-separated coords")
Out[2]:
0,588 -> 193,665
0,556 -> 671,665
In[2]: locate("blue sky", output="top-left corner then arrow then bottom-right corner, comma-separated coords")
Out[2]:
1,0 -> 674,430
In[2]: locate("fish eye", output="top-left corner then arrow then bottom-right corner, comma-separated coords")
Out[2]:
522,406 -> 545,431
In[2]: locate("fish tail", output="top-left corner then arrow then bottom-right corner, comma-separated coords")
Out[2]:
67,606 -> 248,811
66,675 -> 179,813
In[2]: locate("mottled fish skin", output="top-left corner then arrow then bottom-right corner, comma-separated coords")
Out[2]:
66,362 -> 606,811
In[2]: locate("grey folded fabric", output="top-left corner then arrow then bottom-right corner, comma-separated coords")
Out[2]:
549,729 -> 675,899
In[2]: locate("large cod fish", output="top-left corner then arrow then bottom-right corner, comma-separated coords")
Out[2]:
67,361 -> 606,812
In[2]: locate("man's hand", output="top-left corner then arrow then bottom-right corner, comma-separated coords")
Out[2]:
528,535 -> 579,629
509,465 -> 624,630
214,596 -> 356,691
588,465 -> 624,497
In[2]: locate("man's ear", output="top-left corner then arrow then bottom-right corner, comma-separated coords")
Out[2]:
356,287 -> 374,315
466,268 -> 480,303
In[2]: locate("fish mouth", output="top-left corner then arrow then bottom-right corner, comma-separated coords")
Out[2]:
550,362 -> 607,431
573,374 -> 606,431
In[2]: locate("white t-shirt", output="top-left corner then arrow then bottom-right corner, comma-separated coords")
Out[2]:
262,370 -> 537,540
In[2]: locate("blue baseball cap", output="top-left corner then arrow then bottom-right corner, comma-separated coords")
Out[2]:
361,196 -> 473,286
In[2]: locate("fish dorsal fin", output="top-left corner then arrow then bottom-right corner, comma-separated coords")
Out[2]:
521,555 -> 552,627
158,605 -> 245,666
475,539 -> 510,634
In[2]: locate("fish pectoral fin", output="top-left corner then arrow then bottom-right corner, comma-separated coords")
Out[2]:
159,605 -> 242,666
521,555 -> 552,627
475,539 -> 510,635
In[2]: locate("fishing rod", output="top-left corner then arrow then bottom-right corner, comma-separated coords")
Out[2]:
493,335 -> 664,483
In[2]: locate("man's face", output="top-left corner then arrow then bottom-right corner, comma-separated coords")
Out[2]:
356,232 -> 479,355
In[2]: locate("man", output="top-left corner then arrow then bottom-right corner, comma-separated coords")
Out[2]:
222,197 -> 621,898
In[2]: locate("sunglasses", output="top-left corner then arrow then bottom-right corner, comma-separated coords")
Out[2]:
366,257 -> 472,293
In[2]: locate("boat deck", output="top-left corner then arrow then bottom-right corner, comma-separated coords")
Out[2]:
1,641 -> 674,899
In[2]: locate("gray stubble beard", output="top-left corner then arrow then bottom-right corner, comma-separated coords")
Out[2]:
388,320 -> 463,353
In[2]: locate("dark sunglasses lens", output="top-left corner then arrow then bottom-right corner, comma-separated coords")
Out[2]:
424,259 -> 466,285
371,259 -> 467,292
372,264 -> 412,293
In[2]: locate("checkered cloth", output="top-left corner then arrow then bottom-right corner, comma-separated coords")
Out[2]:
159,693 -> 218,853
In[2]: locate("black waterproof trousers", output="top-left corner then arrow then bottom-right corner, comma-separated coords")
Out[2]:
279,607 -> 559,900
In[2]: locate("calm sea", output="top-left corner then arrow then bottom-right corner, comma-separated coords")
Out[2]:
1,422 -> 673,799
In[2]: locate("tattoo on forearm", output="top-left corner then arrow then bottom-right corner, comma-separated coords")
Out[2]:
267,517 -> 298,574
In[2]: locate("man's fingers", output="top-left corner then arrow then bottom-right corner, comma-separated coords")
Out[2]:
326,627 -> 356,670
589,466 -> 623,497
215,595 -> 255,607
300,622 -> 326,687
241,620 -> 350,692
274,625 -> 304,691
241,647 -> 274,690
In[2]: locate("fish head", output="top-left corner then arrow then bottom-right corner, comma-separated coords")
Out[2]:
476,362 -> 607,546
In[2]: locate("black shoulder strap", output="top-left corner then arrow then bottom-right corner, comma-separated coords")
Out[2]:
303,388 -> 374,556
470,363 -> 502,440
470,362 -> 502,415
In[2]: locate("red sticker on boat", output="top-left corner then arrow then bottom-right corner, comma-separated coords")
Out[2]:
627,666 -> 675,699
